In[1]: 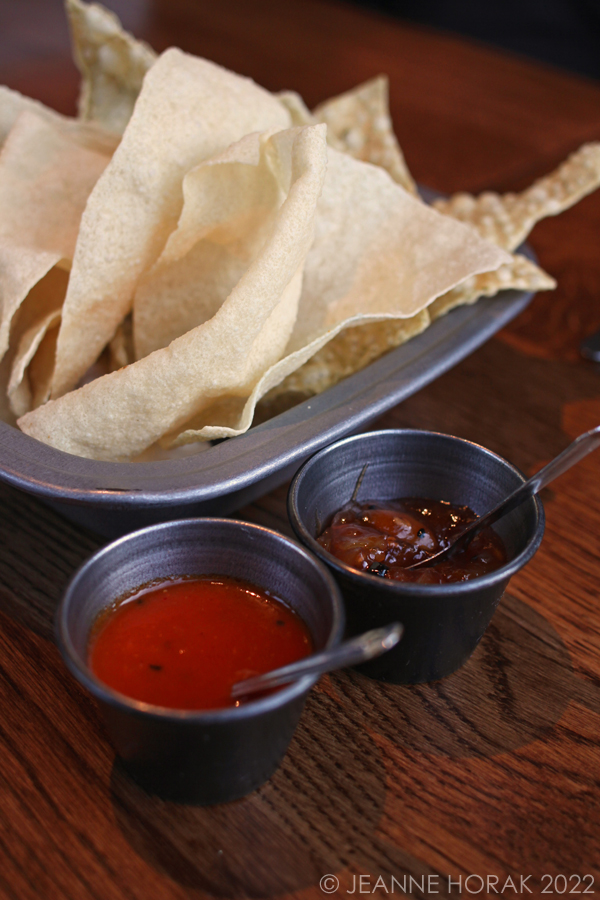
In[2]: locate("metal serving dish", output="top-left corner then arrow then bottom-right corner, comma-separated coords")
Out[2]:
0,278 -> 533,537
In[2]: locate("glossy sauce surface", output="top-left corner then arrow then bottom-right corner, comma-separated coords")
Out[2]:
88,576 -> 313,710
317,498 -> 507,584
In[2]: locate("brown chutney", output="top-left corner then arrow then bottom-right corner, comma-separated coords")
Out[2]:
317,497 -> 507,584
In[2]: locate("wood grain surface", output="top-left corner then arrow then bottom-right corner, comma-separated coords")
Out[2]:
0,1 -> 599,898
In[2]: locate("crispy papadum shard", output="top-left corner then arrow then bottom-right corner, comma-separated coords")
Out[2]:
0,110 -> 114,361
8,309 -> 61,416
66,0 -> 156,135
257,310 -> 431,415
0,111 -> 113,259
172,313 -> 432,443
0,249 -> 60,365
276,91 -> 315,126
28,325 -> 59,411
7,266 -> 69,348
134,129 -> 297,358
0,85 -> 119,154
429,253 -> 556,320
19,125 -> 327,460
287,148 -> 510,351
169,149 -> 511,444
433,143 -> 600,251
51,46 -> 292,400
312,76 -> 417,196
0,266 -> 68,425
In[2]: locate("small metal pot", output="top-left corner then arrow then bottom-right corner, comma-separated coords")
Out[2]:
56,518 -> 344,804
288,429 -> 545,684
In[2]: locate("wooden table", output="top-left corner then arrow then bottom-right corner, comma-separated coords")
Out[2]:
0,1 -> 599,897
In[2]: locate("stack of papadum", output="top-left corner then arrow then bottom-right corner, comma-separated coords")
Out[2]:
1,0 -> 599,461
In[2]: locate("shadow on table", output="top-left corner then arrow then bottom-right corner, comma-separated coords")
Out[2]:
335,592 -> 600,757
108,592 -> 599,897
109,684 -> 398,897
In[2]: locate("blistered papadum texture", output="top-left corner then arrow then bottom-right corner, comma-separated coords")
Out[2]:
0,110 -> 112,362
50,47 -> 292,399
257,310 -> 431,416
169,150 -> 511,445
19,126 -> 328,459
21,135 -> 511,457
312,76 -> 417,196
433,143 -> 600,251
8,308 -> 61,416
429,253 -> 557,320
133,129 -> 285,359
259,252 -> 555,415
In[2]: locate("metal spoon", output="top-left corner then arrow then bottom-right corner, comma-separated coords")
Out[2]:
408,424 -> 600,570
580,327 -> 600,361
231,622 -> 403,699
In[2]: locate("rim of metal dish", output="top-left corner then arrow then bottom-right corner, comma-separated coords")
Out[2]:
56,517 -> 346,722
287,428 -> 546,597
0,279 -> 534,508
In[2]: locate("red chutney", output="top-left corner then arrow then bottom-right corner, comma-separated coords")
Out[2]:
88,576 -> 313,710
317,497 -> 507,584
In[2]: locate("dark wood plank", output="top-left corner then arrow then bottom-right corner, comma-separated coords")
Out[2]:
0,1 -> 599,897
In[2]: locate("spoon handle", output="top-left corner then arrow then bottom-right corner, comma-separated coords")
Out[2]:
471,424 -> 600,532
580,327 -> 600,361
416,424 -> 600,566
231,622 -> 403,699
526,424 -> 600,488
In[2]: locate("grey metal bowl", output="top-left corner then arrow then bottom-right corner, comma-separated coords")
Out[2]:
0,281 -> 533,537
56,518 -> 344,804
288,429 -> 545,684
